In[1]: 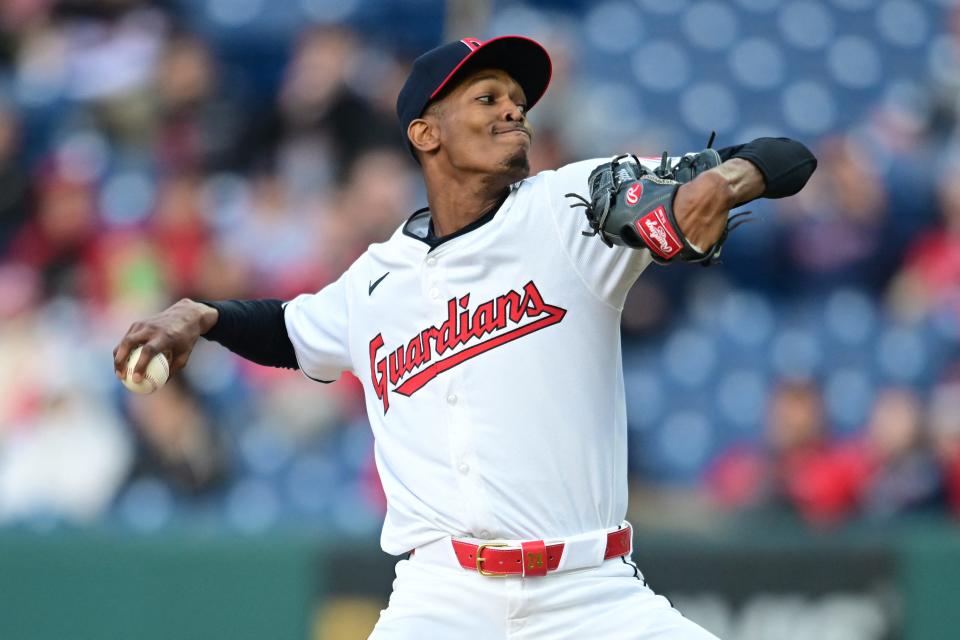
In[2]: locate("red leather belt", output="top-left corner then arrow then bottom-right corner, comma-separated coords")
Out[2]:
451,526 -> 632,577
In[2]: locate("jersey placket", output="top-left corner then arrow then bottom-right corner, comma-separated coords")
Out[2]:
446,368 -> 493,537
422,248 -> 497,538
420,248 -> 447,311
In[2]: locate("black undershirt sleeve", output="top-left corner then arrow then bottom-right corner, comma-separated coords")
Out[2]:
199,299 -> 299,370
717,137 -> 817,203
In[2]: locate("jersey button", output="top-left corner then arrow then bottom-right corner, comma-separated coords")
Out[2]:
457,462 -> 470,474
478,530 -> 491,538
429,287 -> 440,299
447,394 -> 458,405
426,257 -> 437,267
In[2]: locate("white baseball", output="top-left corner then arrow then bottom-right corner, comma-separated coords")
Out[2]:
122,345 -> 170,394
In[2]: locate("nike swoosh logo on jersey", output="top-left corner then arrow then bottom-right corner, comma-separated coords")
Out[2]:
369,272 -> 390,295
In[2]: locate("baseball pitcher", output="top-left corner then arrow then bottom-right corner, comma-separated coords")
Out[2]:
114,36 -> 816,639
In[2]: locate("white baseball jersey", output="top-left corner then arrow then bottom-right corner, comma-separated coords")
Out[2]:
285,157 -> 667,556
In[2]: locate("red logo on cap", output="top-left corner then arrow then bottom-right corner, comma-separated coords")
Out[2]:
625,183 -> 643,206
461,38 -> 482,51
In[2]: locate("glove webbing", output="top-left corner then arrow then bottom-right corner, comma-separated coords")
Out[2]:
565,153 -> 644,248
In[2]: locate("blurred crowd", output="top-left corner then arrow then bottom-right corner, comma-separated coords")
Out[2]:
1,0 -> 960,534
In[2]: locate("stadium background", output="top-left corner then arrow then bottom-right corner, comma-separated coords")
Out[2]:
0,0 -> 959,638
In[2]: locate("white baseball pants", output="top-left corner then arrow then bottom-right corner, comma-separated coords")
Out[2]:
369,553 -> 720,639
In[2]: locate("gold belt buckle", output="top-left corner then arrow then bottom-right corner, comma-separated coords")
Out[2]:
475,542 -> 509,577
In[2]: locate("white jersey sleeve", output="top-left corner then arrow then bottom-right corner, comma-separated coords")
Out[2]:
283,268 -> 354,382
539,157 -> 661,310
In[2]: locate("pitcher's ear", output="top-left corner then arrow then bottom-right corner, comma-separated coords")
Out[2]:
408,118 -> 440,154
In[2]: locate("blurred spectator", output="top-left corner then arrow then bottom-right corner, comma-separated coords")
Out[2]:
762,378 -> 863,525
708,379 -> 864,525
239,26 -> 399,199
219,169 -> 320,299
0,104 -> 30,254
148,170 -> 210,298
858,387 -> 943,520
888,160 -> 960,324
57,4 -> 168,144
0,387 -> 130,523
928,382 -> 960,518
317,147 -> 417,277
0,0 -> 52,41
924,4 -> 960,145
774,135 -> 903,296
7,171 -> 98,298
189,242 -> 257,302
90,228 -> 165,311
121,375 -> 228,497
151,32 -> 242,173
0,307 -> 130,523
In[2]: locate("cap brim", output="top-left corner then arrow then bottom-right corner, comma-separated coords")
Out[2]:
429,36 -> 552,112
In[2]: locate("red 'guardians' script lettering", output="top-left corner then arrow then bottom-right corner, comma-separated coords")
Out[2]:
369,281 -> 566,413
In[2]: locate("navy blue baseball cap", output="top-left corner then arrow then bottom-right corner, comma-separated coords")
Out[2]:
396,36 -> 552,154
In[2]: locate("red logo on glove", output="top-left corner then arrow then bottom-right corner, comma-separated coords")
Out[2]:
634,206 -> 683,260
625,183 -> 643,206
